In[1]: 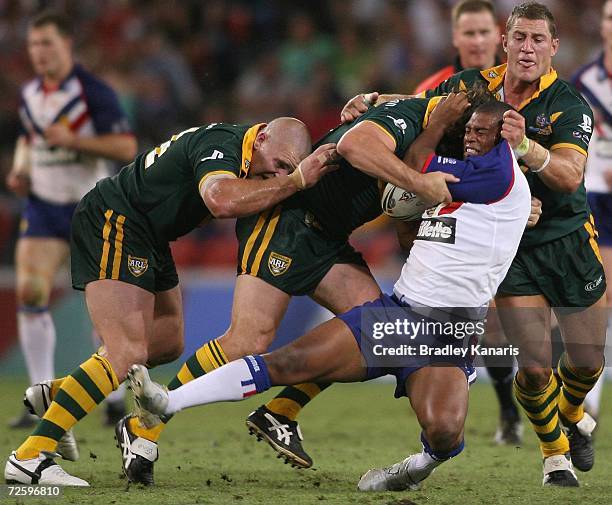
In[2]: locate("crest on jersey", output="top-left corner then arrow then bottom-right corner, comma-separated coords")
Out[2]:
528,114 -> 552,136
128,255 -> 149,277
268,252 -> 292,276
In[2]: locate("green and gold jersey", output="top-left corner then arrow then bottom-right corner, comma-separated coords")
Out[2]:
97,122 -> 262,244
297,97 -> 435,240
421,63 -> 594,247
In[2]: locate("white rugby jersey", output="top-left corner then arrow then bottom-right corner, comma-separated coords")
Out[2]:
394,140 -> 531,317
573,54 -> 612,194
19,64 -> 131,204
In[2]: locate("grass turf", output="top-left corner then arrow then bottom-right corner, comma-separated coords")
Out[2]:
1,377 -> 611,504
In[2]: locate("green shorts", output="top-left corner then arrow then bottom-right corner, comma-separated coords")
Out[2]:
498,224 -> 606,308
71,187 -> 179,293
236,205 -> 368,296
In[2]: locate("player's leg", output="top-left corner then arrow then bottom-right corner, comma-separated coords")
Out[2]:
129,316 -> 367,418
118,285 -> 185,485
358,366 -> 469,491
495,293 -> 578,486
554,295 -> 606,473
480,301 -> 522,445
121,274 -> 292,482
10,237 -> 68,428
260,263 -> 380,452
5,280 -> 152,486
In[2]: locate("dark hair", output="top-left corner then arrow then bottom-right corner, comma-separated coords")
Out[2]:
437,81 -> 499,157
506,2 -> 557,39
29,10 -> 73,37
451,0 -> 496,25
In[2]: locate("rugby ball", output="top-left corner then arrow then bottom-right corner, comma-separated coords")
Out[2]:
381,183 -> 427,221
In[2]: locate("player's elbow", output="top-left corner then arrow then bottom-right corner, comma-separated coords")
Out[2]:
207,196 -> 235,219
336,130 -> 363,163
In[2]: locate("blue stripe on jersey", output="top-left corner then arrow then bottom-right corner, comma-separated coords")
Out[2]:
424,140 -> 514,204
19,100 -> 44,136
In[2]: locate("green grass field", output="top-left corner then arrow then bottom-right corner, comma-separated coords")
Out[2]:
2,377 -> 611,505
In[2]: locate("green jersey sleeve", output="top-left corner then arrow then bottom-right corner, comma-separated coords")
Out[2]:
358,99 -> 429,157
188,126 -> 243,193
548,104 -> 593,157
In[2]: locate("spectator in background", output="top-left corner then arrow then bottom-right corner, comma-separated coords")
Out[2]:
414,0 -> 501,93
572,0 -> 612,423
5,11 -> 136,430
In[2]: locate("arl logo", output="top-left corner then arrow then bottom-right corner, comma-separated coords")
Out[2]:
268,252 -> 292,276
416,217 -> 456,244
128,255 -> 149,277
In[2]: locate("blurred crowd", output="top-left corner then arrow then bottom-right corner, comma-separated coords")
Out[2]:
0,0 -> 606,268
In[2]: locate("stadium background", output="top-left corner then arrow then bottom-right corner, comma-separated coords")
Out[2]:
0,0 -> 608,377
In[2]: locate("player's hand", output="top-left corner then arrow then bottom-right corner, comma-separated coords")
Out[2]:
526,196 -> 542,228
44,123 -> 77,149
428,93 -> 470,130
501,110 -> 526,149
413,171 -> 459,205
340,92 -> 379,123
604,169 -> 612,190
6,170 -> 30,197
294,143 -> 340,189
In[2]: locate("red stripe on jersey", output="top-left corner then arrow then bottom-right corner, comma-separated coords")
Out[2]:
487,142 -> 515,204
438,202 -> 464,215
421,153 -> 436,173
242,390 -> 257,398
70,110 -> 90,132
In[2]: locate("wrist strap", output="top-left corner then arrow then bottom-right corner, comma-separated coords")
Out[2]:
530,150 -> 550,173
513,136 -> 530,158
288,163 -> 305,190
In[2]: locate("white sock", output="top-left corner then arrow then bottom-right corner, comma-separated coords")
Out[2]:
106,381 -> 126,403
166,357 -> 269,414
407,449 -> 443,483
18,310 -> 56,385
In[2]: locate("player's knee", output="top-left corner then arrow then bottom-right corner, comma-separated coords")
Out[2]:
518,367 -> 551,391
17,277 -> 51,307
148,339 -> 184,367
222,325 -> 275,358
422,416 -> 464,452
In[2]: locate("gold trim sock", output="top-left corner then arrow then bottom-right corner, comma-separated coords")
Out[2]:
16,354 -> 118,460
558,352 -> 603,424
133,338 -> 228,442
266,383 -> 331,421
513,372 -> 569,458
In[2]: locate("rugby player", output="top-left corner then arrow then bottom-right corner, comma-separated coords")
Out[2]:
130,99 -> 531,492
3,118 -> 346,486
6,11 -> 136,431
340,1 -> 604,487
112,93 -> 469,485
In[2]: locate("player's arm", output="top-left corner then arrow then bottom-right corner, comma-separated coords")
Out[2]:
6,136 -> 31,197
336,121 -> 457,205
502,108 -> 589,193
44,126 -> 137,163
340,92 -> 413,123
403,93 -> 469,170
201,144 -> 338,218
395,220 -> 420,253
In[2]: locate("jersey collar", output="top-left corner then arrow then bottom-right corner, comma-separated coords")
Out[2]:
478,63 -> 558,110
241,123 -> 265,177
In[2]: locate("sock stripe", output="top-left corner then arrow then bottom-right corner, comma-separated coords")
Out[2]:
41,402 -> 78,431
92,354 -> 120,390
176,364 -> 195,386
294,383 -> 324,399
558,353 -> 602,385
81,356 -> 115,396
535,424 -> 562,443
32,419 -> 65,441
520,400 -> 558,425
55,378 -> 95,415
195,345 -> 216,372
186,354 -> 205,378
72,367 -> 105,404
561,389 -> 585,406
515,385 -> 560,415
276,386 -> 312,407
209,340 -> 227,366
205,342 -> 224,368
559,376 -> 593,394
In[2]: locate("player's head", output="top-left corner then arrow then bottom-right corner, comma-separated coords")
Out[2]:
464,101 -> 514,158
27,11 -> 73,80
502,2 -> 559,84
251,118 -> 312,178
451,0 -> 500,70
602,1 -> 612,51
